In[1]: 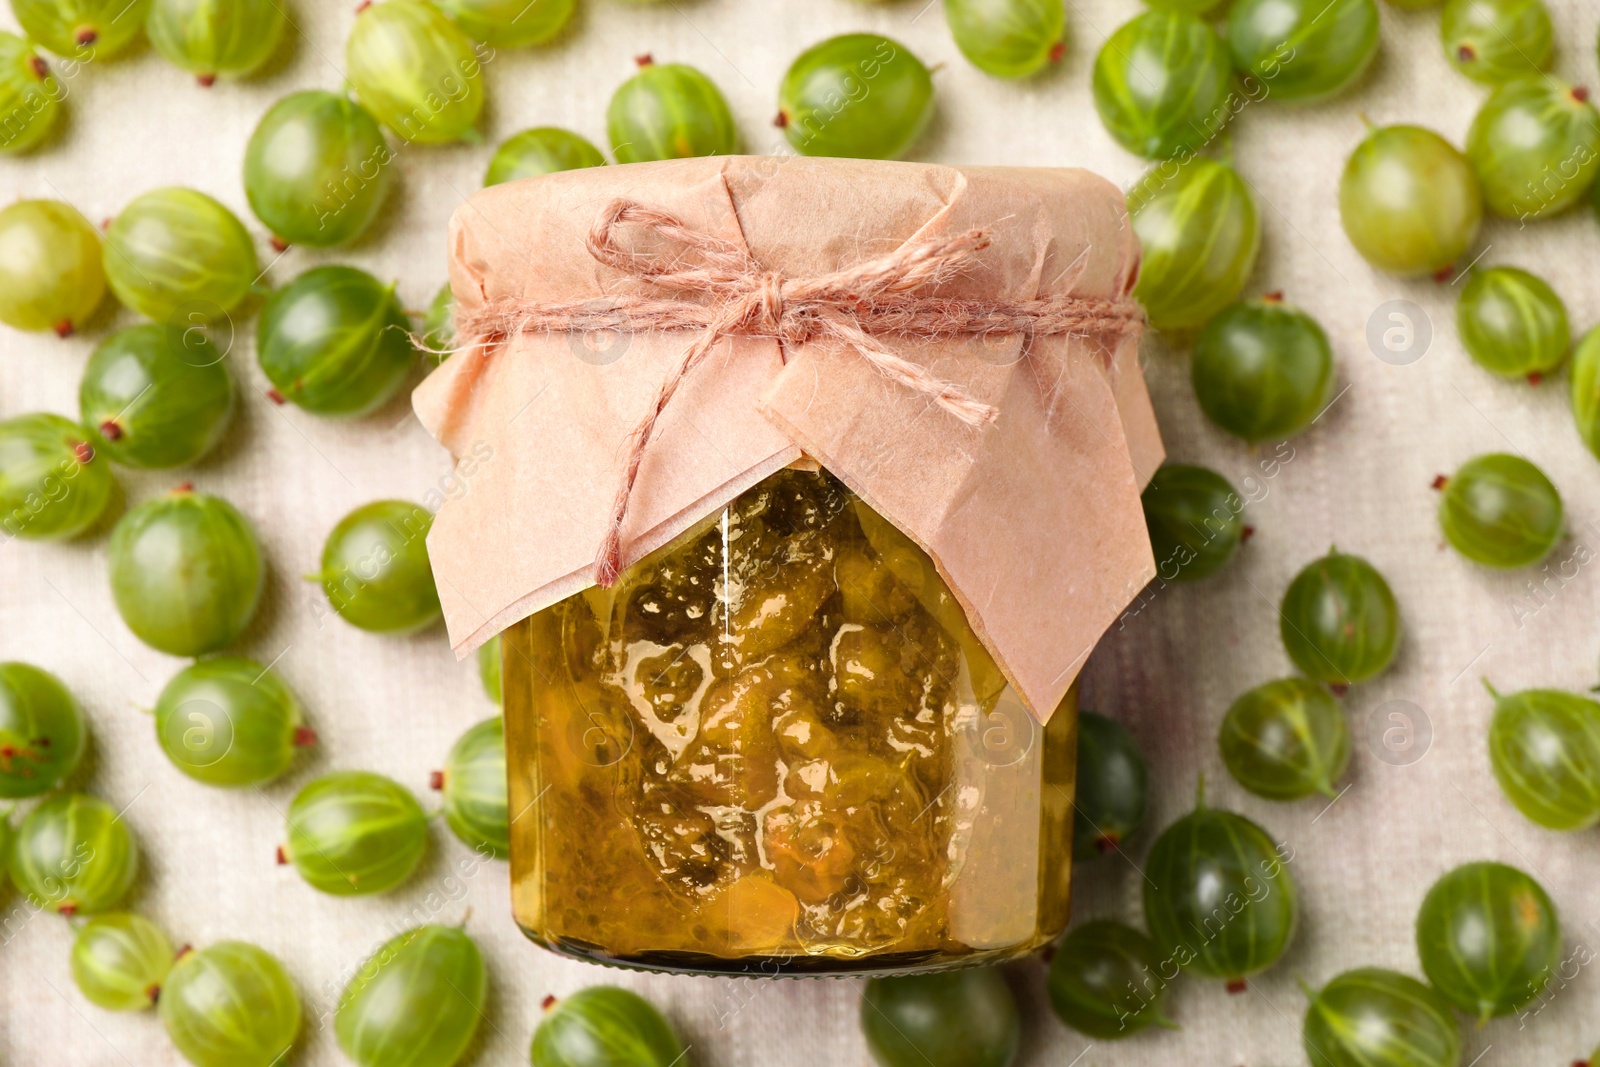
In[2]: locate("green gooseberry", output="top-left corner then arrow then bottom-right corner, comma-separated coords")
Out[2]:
1415,861 -> 1559,1022
1279,550 -> 1399,684
1437,453 -> 1562,569
1486,684 -> 1600,831
1339,125 -> 1482,276
1047,920 -> 1173,1039
1456,266 -> 1569,380
0,199 -> 106,336
532,986 -> 687,1067
1129,158 -> 1259,331
1441,0 -> 1551,83
435,716 -> 507,857
1466,77 -> 1600,220
257,265 -> 416,417
437,0 -> 573,47
1192,297 -> 1335,443
1072,710 -> 1147,859
777,34 -> 932,160
860,968 -> 1020,1067
9,792 -> 138,915
154,657 -> 312,788
477,632 -> 501,703
484,126 -> 605,186
1143,783 -> 1297,988
145,0 -> 286,84
1142,0 -> 1223,11
79,324 -> 236,469
1384,0 -> 1440,7
0,412 -> 115,540
336,925 -> 486,1067
0,661 -> 85,798
160,941 -> 300,1067
942,0 -> 1066,80
317,500 -> 442,634
1092,12 -> 1232,160
109,487 -> 264,656
1219,678 -> 1351,800
103,187 -> 257,324
1302,968 -> 1462,1067
347,0 -> 485,145
609,57 -> 738,163
1570,325 -> 1600,460
283,770 -> 428,895
244,90 -> 394,248
71,913 -> 175,1011
0,32 -> 61,154
421,283 -> 454,362
1227,0 -> 1378,102
1142,463 -> 1245,582
11,0 -> 153,58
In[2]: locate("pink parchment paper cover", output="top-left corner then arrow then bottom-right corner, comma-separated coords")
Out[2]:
413,155 -> 1163,721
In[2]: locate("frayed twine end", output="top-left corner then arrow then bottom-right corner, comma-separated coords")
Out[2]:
594,528 -> 623,588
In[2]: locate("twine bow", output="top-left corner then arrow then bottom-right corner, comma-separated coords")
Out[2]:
455,198 -> 1144,587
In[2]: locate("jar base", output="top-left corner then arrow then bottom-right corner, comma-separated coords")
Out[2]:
519,924 -> 1050,979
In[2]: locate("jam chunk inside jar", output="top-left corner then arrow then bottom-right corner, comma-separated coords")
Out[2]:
503,468 -> 1076,975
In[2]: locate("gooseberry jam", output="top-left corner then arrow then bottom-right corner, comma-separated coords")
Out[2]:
504,468 -> 1077,975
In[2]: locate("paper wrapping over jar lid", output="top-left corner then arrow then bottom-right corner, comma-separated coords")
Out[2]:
413,155 -> 1163,722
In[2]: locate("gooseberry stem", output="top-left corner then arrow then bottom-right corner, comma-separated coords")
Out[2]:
1481,678 -> 1502,701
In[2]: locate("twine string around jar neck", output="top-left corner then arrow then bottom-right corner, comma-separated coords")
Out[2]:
453,197 -> 1145,587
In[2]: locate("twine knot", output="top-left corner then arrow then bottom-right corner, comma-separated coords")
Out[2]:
755,271 -> 786,337
453,197 -> 1145,588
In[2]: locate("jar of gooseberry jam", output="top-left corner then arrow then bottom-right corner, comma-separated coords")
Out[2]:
502,466 -> 1078,975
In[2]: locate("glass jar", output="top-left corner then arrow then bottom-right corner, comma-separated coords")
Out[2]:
503,467 -> 1077,975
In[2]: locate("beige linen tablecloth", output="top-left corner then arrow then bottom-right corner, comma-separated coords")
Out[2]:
4,1 -> 1600,1064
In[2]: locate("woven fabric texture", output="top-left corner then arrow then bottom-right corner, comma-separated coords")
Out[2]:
3,0 -> 1599,1064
